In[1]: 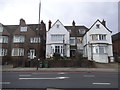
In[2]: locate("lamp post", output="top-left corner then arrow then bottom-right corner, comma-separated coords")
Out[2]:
36,58 -> 40,70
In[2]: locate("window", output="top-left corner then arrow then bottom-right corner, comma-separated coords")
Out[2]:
30,37 -> 40,43
0,27 -> 3,32
70,37 -> 75,45
61,46 -> 63,54
77,37 -> 83,43
28,49 -> 36,59
92,35 -> 98,40
0,48 -> 7,56
91,34 -> 106,41
13,35 -> 25,43
0,36 -> 8,43
20,26 -> 27,32
51,35 -> 64,41
93,46 -> 107,54
12,48 -> 24,56
96,24 -> 100,29
56,24 -> 60,28
55,46 -> 60,53
79,29 -> 85,34
99,35 -> 106,40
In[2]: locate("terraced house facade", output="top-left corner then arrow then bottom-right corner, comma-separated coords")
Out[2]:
0,19 -> 46,66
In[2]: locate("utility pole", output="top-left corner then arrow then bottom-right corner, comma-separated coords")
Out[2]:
36,0 -> 41,70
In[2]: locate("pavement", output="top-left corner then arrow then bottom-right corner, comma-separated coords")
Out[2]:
1,64 -> 119,72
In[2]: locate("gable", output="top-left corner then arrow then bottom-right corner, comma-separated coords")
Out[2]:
88,19 -> 112,34
48,20 -> 69,34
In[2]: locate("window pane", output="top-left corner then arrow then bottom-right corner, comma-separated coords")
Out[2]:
13,35 -> 25,43
0,27 -> 3,32
51,35 -> 64,41
20,27 -> 27,32
0,48 -> 7,56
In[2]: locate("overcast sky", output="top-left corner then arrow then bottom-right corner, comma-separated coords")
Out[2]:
0,0 -> 118,34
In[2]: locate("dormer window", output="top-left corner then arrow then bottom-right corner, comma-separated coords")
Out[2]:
20,26 -> 27,32
79,29 -> 85,34
0,27 -> 3,32
56,24 -> 60,28
96,24 -> 100,29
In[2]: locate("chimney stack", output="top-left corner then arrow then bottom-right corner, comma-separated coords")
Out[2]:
102,19 -> 106,27
20,18 -> 26,26
48,20 -> 52,29
72,20 -> 75,26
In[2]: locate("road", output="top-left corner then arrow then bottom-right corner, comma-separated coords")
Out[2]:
1,71 -> 118,89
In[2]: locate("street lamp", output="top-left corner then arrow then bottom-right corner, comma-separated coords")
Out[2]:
36,58 -> 40,70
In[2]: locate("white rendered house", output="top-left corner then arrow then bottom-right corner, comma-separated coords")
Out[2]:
83,19 -> 114,63
46,20 -> 70,58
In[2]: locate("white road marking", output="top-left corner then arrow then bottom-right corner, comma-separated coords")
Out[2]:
0,82 -> 10,84
93,83 -> 111,85
19,77 -> 69,80
83,75 -> 95,77
58,72 -> 66,74
19,75 -> 31,77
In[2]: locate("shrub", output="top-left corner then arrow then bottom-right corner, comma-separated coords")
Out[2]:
53,53 -> 61,60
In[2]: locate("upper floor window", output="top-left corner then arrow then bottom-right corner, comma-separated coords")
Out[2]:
56,24 -> 60,28
0,48 -> 7,56
79,29 -> 85,34
0,27 -> 3,32
13,35 -> 25,43
0,36 -> 8,43
51,35 -> 64,41
30,37 -> 41,43
70,37 -> 75,45
20,26 -> 27,32
96,24 -> 100,29
12,48 -> 24,56
91,34 -> 106,41
77,37 -> 83,43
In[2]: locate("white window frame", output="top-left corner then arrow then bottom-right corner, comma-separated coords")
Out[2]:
12,48 -> 24,56
0,36 -> 8,43
91,34 -> 106,41
93,46 -> 107,54
0,27 -> 3,32
70,37 -> 75,45
51,34 -> 64,41
30,37 -> 41,43
13,35 -> 25,43
20,26 -> 27,32
0,48 -> 7,56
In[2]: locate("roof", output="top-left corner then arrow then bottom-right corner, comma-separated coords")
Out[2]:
112,32 -> 120,41
65,26 -> 88,37
89,19 -> 112,33
3,23 -> 46,34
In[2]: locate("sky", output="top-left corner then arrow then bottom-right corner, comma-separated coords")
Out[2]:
0,0 -> 119,34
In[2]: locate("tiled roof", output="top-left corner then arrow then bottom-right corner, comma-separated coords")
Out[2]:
65,26 -> 88,37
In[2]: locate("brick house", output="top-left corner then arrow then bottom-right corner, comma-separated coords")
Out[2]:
112,32 -> 120,62
0,19 -> 46,66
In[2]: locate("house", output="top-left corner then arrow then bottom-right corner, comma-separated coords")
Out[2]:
0,19 -> 46,66
65,21 -> 88,57
46,20 -> 88,58
112,32 -> 120,62
46,20 -> 70,58
83,19 -> 114,63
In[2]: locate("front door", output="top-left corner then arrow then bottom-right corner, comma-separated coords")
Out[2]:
28,49 -> 36,59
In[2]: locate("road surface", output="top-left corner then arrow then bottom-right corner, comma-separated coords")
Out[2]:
2,71 -> 119,89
